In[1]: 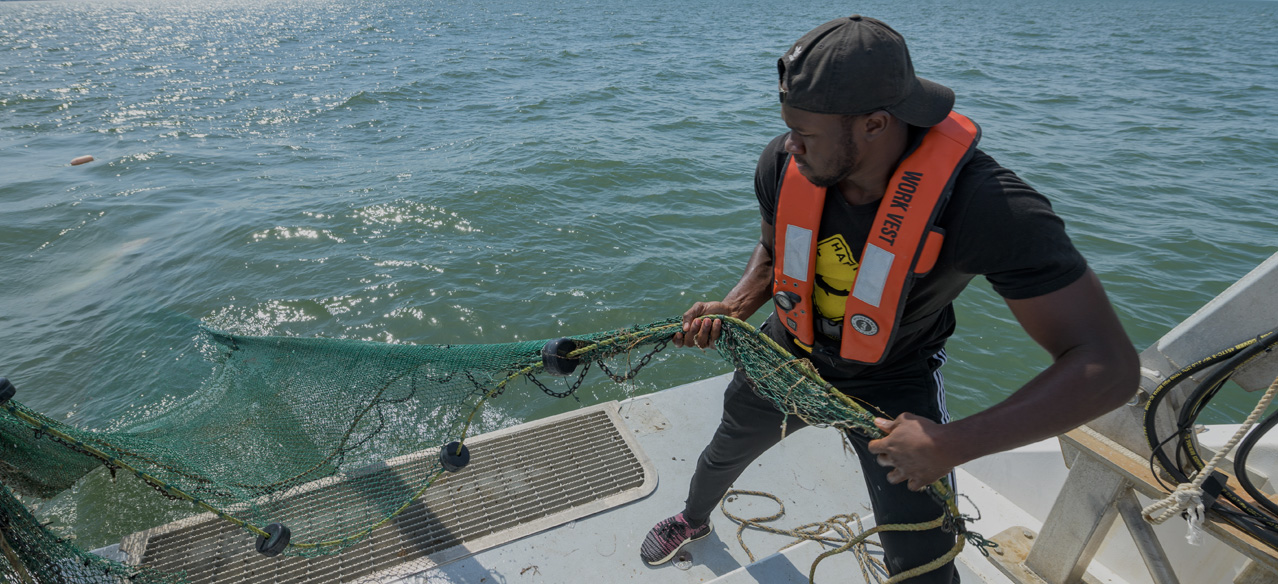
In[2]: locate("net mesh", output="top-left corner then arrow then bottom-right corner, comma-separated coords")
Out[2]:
0,316 -> 932,582
0,482 -> 185,584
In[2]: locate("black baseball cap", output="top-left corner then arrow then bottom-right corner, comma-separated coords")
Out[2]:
777,15 -> 954,127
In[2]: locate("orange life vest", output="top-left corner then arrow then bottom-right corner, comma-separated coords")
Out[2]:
772,111 -> 980,364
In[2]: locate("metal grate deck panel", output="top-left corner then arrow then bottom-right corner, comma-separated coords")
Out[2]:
118,402 -> 656,583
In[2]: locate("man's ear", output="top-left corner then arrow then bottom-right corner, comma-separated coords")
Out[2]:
861,110 -> 894,141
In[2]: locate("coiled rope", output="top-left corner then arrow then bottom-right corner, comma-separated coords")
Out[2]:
718,487 -> 986,584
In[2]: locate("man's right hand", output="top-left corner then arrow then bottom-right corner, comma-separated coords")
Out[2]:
674,220 -> 777,350
673,302 -> 733,349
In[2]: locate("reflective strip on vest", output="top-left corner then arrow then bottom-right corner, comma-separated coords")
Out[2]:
853,243 -> 894,308
782,225 -> 813,282
771,111 -> 980,364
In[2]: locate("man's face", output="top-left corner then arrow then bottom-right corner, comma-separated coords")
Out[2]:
780,104 -> 859,189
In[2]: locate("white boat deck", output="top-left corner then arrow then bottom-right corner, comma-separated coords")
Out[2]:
396,374 -> 1029,584
95,370 -> 1275,583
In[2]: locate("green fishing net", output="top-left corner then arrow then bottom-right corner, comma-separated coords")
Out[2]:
0,317 -> 899,581
0,481 -> 185,584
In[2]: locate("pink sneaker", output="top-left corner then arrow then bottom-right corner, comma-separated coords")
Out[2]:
640,512 -> 713,565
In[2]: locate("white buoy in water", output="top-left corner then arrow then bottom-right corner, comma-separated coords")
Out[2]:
70,155 -> 94,166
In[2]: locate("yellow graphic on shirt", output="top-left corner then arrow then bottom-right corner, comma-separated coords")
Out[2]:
814,234 -> 858,320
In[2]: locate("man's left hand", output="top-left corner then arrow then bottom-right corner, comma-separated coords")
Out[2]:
866,414 -> 958,492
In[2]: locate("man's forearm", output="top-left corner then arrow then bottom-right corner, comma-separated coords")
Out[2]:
868,269 -> 1139,490
721,241 -> 775,319
939,342 -> 1136,466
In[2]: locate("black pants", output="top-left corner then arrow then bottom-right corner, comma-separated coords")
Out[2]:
682,363 -> 959,584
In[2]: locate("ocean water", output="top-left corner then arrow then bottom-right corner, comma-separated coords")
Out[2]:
2,0 -> 1276,547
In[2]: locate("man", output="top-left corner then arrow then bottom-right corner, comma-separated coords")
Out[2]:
639,15 -> 1139,583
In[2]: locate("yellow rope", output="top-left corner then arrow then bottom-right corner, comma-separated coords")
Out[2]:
0,402 -> 273,540
2,398 -> 454,551
720,489 -> 964,584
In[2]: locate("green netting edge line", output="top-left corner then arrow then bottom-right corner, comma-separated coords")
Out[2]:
0,316 -> 962,564
0,481 -> 187,584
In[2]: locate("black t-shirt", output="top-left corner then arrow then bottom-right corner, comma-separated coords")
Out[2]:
754,128 -> 1088,382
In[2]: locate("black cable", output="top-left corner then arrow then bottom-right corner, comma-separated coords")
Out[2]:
1234,408 -> 1278,519
1145,329 -> 1277,482
1211,504 -> 1278,549
1175,375 -> 1230,474
1142,327 -> 1278,543
1176,333 -> 1276,454
1143,339 -> 1251,484
1172,332 -> 1278,530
